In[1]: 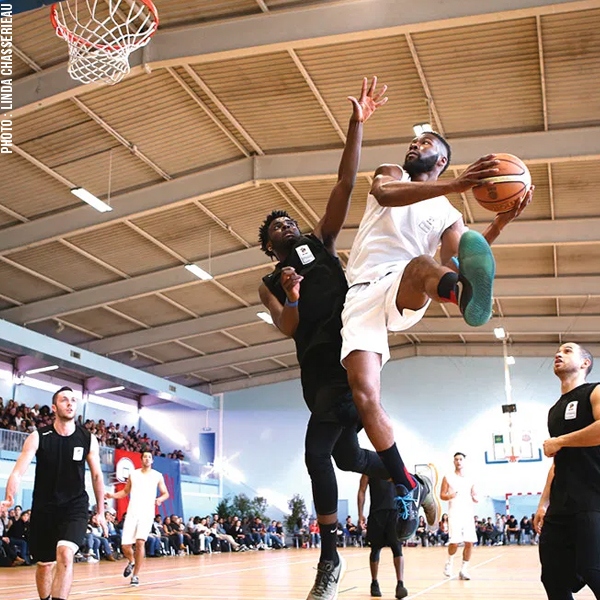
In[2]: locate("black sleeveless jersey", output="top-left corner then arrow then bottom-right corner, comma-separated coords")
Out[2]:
547,382 -> 600,516
368,477 -> 396,514
32,423 -> 91,511
262,234 -> 348,366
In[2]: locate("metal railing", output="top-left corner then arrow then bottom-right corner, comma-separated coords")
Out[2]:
0,428 -> 115,466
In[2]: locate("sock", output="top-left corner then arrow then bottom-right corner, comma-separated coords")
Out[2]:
377,444 -> 416,489
462,560 -> 469,569
318,521 -> 338,564
447,555 -> 454,566
437,271 -> 459,304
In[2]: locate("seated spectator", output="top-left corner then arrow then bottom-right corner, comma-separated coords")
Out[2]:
416,515 -> 429,547
7,508 -> 30,565
437,513 -> 449,546
309,519 -> 320,549
344,516 -> 360,546
496,513 -> 507,545
0,504 -> 25,566
87,514 -> 116,562
150,515 -> 170,555
520,515 -> 534,544
105,511 -> 121,556
292,518 -> 309,549
506,515 -> 520,544
211,520 -> 244,552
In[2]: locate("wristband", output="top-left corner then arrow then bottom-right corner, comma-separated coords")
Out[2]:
285,298 -> 299,307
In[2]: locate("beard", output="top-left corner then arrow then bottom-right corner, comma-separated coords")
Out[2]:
272,233 -> 301,258
403,153 -> 440,178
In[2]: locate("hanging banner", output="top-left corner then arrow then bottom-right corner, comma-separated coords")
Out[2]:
113,449 -> 183,520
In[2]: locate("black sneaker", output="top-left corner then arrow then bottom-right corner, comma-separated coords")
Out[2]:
395,581 -> 408,599
306,555 -> 346,600
123,561 -> 134,577
394,474 -> 439,540
457,230 -> 495,327
370,580 -> 382,597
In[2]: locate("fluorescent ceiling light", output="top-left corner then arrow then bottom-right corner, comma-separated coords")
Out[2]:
21,376 -> 62,393
94,385 -> 125,394
71,188 -> 113,213
89,394 -> 138,413
494,327 -> 506,339
413,123 -> 433,136
185,264 -> 213,280
257,311 -> 273,325
506,356 -> 516,365
157,392 -> 172,400
25,365 -> 59,375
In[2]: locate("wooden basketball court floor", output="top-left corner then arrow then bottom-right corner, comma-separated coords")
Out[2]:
1,546 -> 594,600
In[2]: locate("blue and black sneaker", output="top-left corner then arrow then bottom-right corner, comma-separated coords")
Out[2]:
457,230 -> 496,327
394,474 -> 439,541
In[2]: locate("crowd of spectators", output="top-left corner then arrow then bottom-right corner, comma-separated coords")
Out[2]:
0,398 -> 184,459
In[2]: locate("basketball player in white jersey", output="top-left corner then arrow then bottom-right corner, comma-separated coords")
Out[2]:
341,135 -> 532,538
440,452 -> 478,580
106,449 -> 169,586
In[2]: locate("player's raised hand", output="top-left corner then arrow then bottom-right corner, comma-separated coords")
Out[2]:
348,76 -> 388,123
281,266 -> 303,303
451,155 -> 500,193
495,185 -> 534,227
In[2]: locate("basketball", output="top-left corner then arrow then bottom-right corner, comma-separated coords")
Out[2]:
472,154 -> 532,213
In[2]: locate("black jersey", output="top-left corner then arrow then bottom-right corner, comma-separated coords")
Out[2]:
368,477 -> 396,514
548,382 -> 600,516
32,423 -> 91,511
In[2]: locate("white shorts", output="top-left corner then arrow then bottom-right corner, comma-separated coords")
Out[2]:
448,517 -> 477,544
341,270 -> 430,366
121,512 -> 154,545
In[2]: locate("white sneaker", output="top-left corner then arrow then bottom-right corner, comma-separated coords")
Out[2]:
459,569 -> 471,580
443,562 -> 452,577
87,556 -> 99,563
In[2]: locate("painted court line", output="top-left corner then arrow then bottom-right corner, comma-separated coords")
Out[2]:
406,552 -> 505,599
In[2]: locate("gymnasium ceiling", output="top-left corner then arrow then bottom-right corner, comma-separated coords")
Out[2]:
3,0 -> 600,396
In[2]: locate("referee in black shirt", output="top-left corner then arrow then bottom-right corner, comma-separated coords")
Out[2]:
535,343 -> 600,599
1,387 -> 106,600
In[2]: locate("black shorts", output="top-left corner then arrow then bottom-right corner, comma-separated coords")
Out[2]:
539,512 -> 600,592
367,510 -> 400,551
30,506 -> 89,562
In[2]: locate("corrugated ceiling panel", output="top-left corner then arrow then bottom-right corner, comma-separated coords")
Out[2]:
110,295 -> 191,327
6,241 -> 121,290
412,19 -> 544,137
67,223 -> 181,276
183,332 -> 243,354
12,53 -> 34,79
201,185 -> 311,246
275,353 -> 299,367
13,7 -> 69,68
543,9 -> 600,129
61,307 -> 140,337
56,145 -> 163,199
289,176 -> 372,229
136,342 -> 200,363
79,70 -> 244,175
494,246 -> 554,277
500,298 -> 557,316
297,36 -> 429,144
565,334 -> 600,344
107,351 -> 159,369
557,244 -> 600,276
510,334 -> 560,343
29,319 -> 97,345
559,298 -> 600,315
193,53 -> 341,152
0,152 -> 80,219
232,322 -> 287,345
411,334 -> 463,343
163,281 -> 242,315
219,266 -> 273,305
195,366 -> 245,381
466,163 -> 551,222
236,359 -> 284,375
266,0 -> 338,8
14,101 -> 87,144
0,261 -> 64,303
552,160 -> 600,219
157,0 -> 260,27
132,204 -> 244,262
0,210 -> 20,229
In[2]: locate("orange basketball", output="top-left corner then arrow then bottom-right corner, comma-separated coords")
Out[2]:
472,153 -> 531,213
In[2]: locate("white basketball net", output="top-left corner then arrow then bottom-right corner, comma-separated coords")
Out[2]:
51,0 -> 158,85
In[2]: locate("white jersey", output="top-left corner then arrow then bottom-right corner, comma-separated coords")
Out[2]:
346,171 -> 463,285
446,471 -> 476,519
127,468 -> 163,518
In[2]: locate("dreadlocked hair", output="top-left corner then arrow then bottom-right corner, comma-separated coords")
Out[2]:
258,210 -> 298,258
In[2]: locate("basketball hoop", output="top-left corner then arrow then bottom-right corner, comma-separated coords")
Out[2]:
50,0 -> 159,85
507,455 -> 520,463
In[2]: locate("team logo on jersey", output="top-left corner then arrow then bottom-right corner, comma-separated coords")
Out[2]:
116,457 -> 135,483
418,217 -> 437,234
565,401 -> 578,420
295,244 -> 315,265
72,446 -> 84,461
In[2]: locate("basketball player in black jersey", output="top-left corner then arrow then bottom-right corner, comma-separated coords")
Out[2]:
534,343 -> 600,600
1,387 -> 106,600
358,474 -> 408,599
259,77 -> 394,600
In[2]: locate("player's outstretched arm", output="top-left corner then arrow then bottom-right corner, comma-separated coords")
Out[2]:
314,77 -> 387,253
0,431 -> 39,510
480,186 -> 534,245
371,155 -> 500,207
105,477 -> 132,501
87,435 -> 108,535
